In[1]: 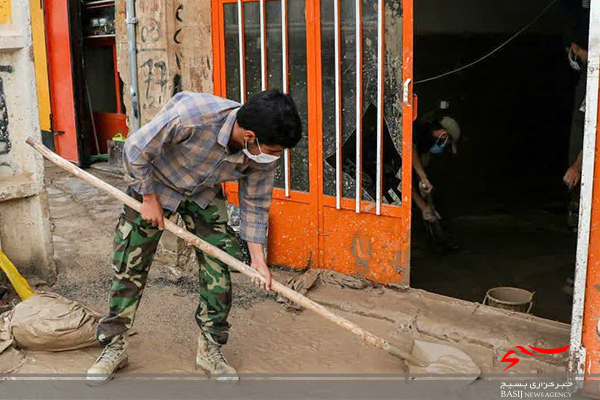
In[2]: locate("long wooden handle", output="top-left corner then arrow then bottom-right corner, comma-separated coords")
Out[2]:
26,137 -> 423,366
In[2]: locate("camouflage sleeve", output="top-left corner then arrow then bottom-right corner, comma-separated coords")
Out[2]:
237,163 -> 276,244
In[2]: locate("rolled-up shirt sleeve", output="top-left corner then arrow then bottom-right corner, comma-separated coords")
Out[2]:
238,163 -> 276,244
122,105 -> 182,195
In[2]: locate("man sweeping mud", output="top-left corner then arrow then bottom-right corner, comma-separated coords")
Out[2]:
86,90 -> 302,384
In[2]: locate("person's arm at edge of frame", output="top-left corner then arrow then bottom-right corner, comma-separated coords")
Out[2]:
412,144 -> 433,193
237,165 -> 276,290
564,150 -> 583,189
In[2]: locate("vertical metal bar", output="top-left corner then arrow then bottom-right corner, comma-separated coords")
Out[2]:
282,0 -> 291,196
283,148 -> 291,196
260,0 -> 267,91
355,0 -> 362,213
308,0 -> 326,269
237,0 -> 246,103
334,0 -> 342,209
282,0 -> 288,93
375,0 -> 385,215
569,0 -> 600,378
125,0 -> 140,130
398,0 -> 414,279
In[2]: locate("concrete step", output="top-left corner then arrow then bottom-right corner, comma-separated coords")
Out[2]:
307,284 -> 570,375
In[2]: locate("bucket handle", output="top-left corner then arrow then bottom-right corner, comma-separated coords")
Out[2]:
526,291 -> 535,314
482,291 -> 535,314
482,293 -> 490,306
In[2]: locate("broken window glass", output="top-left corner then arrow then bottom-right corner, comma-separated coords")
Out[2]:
223,0 -> 309,193
287,0 -> 310,192
244,2 -> 262,99
321,0 -> 403,205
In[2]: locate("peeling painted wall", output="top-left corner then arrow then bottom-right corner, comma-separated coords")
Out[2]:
115,0 -> 214,126
114,0 -> 215,262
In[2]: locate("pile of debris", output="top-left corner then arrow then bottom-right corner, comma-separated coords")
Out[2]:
276,268 -> 373,312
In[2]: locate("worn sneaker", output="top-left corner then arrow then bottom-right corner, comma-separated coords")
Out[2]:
86,334 -> 129,386
195,332 -> 238,381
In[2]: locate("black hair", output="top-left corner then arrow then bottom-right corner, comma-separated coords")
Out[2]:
236,89 -> 303,148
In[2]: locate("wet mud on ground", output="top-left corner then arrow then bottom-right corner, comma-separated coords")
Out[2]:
1,163 -> 570,378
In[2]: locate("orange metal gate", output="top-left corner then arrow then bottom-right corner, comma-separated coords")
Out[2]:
212,0 -> 413,284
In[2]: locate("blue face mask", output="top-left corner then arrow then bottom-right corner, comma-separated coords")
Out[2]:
429,142 -> 447,154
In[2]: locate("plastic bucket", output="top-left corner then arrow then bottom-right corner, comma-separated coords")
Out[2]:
483,287 -> 534,313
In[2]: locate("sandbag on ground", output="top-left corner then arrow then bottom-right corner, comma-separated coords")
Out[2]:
4,292 -> 101,352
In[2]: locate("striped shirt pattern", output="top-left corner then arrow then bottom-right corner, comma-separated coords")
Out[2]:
122,92 -> 276,244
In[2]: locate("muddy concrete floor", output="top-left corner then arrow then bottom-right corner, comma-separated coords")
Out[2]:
411,206 -> 576,324
9,163 -> 405,376
3,163 -> 570,379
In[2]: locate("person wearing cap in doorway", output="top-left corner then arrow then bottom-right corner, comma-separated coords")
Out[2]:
412,110 -> 461,253
560,0 -> 590,296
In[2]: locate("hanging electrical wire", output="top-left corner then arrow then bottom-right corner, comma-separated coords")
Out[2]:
415,0 -> 560,85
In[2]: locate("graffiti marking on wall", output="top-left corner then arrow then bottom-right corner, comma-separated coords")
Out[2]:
350,233 -> 373,276
388,250 -> 405,275
141,58 -> 168,109
173,28 -> 182,44
172,3 -> 184,96
140,17 -> 161,44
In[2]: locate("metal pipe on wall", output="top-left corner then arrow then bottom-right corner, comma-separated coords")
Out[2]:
125,0 -> 140,131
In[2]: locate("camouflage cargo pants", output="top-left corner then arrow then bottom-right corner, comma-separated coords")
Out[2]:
97,190 -> 240,346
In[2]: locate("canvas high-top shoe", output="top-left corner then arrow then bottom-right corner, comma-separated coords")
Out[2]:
86,334 -> 129,386
195,331 -> 238,381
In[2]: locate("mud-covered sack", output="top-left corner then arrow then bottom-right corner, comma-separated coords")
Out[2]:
10,292 -> 101,351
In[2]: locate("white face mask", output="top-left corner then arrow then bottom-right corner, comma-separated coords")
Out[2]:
243,138 -> 280,163
568,48 -> 582,71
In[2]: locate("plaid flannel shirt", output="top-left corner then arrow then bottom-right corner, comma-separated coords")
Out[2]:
122,92 -> 276,244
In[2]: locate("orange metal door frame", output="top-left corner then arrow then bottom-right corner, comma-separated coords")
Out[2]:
211,0 -> 413,283
311,0 -> 413,283
44,0 -> 81,163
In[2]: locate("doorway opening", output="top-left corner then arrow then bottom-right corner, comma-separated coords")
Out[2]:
410,0 -> 590,323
